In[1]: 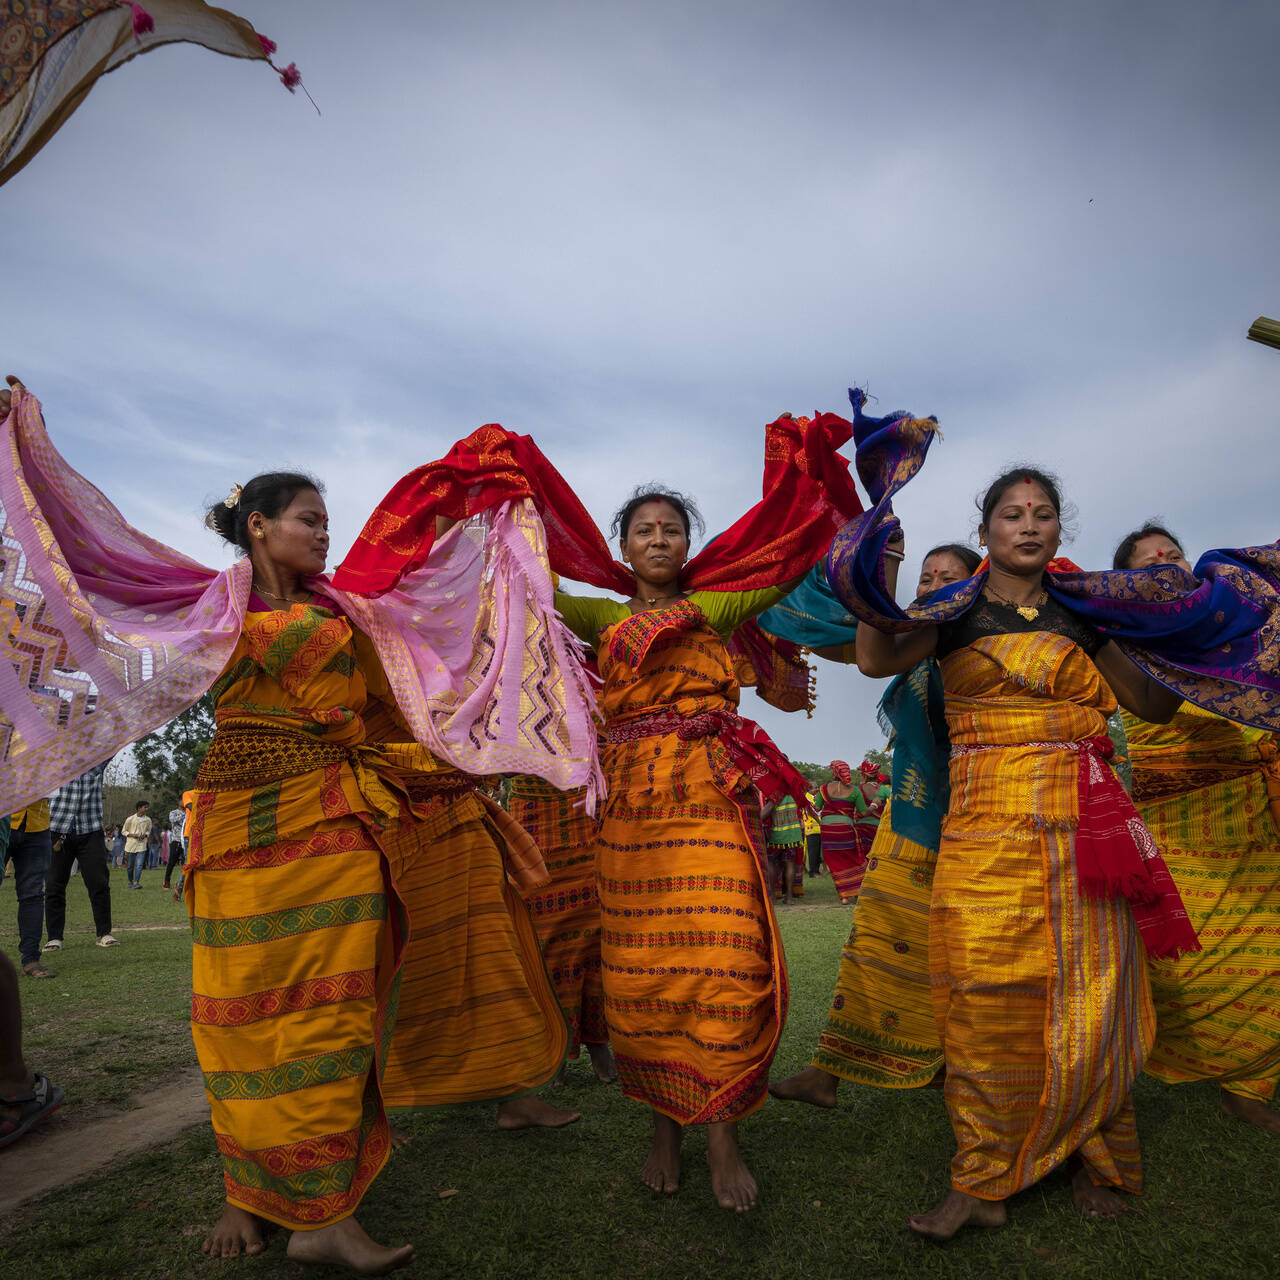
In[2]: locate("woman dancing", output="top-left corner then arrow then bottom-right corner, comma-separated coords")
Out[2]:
771,542 -> 980,1106
1113,523 -> 1280,1133
828,383 -> 1280,1236
0,380 -> 597,1273
331,413 -> 865,1211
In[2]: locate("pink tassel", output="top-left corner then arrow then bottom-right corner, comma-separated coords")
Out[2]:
125,2 -> 154,41
257,33 -> 278,57
278,61 -> 301,92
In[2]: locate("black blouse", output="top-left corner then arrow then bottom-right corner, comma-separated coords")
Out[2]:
936,594 -> 1104,660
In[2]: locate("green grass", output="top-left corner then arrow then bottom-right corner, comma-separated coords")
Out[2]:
4,870 -> 1279,1279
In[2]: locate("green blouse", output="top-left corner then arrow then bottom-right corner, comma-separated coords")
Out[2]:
555,586 -> 789,649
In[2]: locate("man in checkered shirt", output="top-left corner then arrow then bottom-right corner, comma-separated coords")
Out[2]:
44,761 -> 117,951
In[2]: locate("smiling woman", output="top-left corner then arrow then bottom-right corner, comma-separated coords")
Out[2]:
0,380 -> 600,1274
824,385 -> 1280,1241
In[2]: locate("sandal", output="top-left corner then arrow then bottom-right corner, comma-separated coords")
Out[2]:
21,961 -> 56,979
0,1072 -> 65,1148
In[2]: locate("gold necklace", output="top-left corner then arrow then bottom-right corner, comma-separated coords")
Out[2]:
253,580 -> 312,606
984,584 -> 1047,622
639,592 -> 682,607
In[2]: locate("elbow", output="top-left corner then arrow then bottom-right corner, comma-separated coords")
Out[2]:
855,651 -> 890,678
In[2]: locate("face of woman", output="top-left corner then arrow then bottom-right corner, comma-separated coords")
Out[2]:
1127,533 -> 1191,572
980,480 -> 1060,576
916,551 -> 972,597
252,488 -> 330,577
621,499 -> 689,587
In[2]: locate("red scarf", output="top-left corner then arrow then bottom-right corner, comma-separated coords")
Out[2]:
332,414 -> 862,598
1075,736 -> 1200,959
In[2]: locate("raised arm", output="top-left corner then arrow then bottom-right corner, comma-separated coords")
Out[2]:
851,534 -> 938,676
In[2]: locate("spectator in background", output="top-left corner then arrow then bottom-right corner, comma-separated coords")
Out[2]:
146,825 -> 161,870
45,761 -> 117,951
122,801 -> 151,889
6,799 -> 54,978
109,825 -> 125,868
164,805 -> 186,894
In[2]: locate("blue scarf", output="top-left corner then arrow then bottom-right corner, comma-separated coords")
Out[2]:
824,388 -> 1280,731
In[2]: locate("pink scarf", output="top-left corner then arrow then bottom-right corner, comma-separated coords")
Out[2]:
0,387 -> 600,814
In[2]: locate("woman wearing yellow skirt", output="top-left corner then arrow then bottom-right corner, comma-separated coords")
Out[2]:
191,478 -> 581,1270
849,467 -> 1192,1240
1114,525 -> 1280,1133
772,545 -> 980,1106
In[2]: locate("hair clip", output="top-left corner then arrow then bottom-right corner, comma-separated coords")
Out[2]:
223,483 -> 244,509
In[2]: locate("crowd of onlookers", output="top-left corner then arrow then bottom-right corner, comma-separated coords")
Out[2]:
1,765 -> 193,981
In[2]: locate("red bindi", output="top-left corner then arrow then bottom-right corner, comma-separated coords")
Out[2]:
1156,549 -> 1164,557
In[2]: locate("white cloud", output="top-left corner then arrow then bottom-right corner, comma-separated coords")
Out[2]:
2,0 -> 1277,763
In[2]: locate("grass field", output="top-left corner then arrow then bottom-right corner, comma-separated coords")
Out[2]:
3,866 -> 1278,1279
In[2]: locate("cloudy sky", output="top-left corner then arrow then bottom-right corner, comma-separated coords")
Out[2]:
4,0 -> 1278,763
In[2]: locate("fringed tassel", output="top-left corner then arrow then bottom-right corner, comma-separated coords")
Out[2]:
123,2 -> 154,42
897,414 -> 943,444
256,31 -> 322,114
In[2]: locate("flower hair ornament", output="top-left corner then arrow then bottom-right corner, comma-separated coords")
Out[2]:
204,483 -> 244,532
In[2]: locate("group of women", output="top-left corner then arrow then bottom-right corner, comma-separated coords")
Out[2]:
1,377 -> 1277,1272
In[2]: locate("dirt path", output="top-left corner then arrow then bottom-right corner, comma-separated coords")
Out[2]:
3,1067 -> 209,1216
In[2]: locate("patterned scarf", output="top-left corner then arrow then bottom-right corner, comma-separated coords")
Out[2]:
2,1 -> 299,188
0,387 -> 600,814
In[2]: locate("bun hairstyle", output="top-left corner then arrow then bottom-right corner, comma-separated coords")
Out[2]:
1112,521 -> 1184,571
205,472 -> 323,554
923,542 -> 982,575
610,485 -> 706,543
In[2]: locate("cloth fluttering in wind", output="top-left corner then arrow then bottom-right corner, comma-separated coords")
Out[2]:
332,413 -> 865,713
820,385 -> 1280,958
1,1 -> 303,187
334,414 -> 864,598
0,386 -> 600,816
825,386 -> 1280,731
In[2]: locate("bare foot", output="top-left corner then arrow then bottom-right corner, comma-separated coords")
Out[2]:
389,1124 -> 411,1150
496,1096 -> 581,1130
1071,1166 -> 1128,1219
641,1110 -> 682,1194
587,1041 -> 618,1084
707,1120 -> 758,1212
907,1189 -> 1007,1240
1221,1088 -> 1280,1135
768,1065 -> 838,1108
202,1202 -> 270,1259
286,1217 -> 414,1274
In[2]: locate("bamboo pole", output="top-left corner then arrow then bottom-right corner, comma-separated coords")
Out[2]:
1246,316 -> 1280,350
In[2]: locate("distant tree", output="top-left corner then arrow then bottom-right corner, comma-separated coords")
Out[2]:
132,696 -> 215,817
791,761 -> 834,788
864,745 -> 893,774
103,753 -> 138,830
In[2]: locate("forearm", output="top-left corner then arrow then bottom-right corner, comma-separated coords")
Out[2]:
1096,642 -> 1181,724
